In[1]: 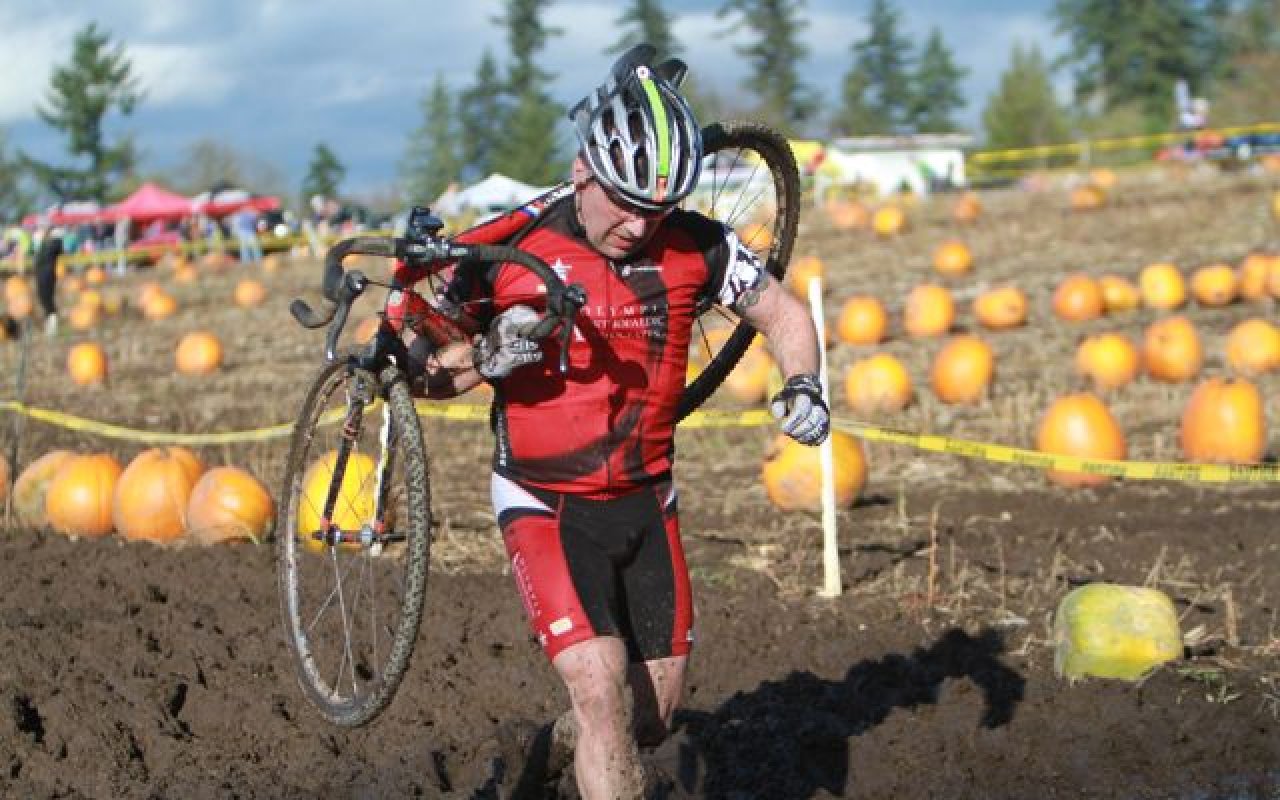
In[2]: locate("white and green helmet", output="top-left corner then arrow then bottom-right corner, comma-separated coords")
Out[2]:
570,44 -> 703,212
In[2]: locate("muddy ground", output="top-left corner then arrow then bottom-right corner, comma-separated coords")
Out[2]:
1,163 -> 1279,797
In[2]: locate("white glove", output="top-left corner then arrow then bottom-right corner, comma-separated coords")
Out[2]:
770,374 -> 830,445
473,305 -> 544,380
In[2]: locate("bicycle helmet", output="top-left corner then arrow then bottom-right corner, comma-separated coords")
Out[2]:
569,44 -> 702,212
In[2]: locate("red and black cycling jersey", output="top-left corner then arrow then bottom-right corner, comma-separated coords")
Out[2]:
449,191 -> 766,497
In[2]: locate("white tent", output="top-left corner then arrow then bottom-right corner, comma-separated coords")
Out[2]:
433,173 -> 555,217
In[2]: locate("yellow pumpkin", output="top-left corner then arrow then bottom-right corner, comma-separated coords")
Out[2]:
932,240 -> 973,277
1180,378 -> 1266,464
233,278 -> 268,308
903,284 -> 954,338
1139,263 -> 1186,310
736,221 -> 774,253
1036,394 -> 1127,488
836,295 -> 888,346
297,451 -> 378,552
12,450 -> 76,526
142,291 -> 179,320
84,265 -> 107,286
1076,333 -> 1139,390
787,255 -> 825,297
1052,274 -> 1105,322
722,343 -> 776,404
1098,275 -> 1141,313
175,331 -> 224,375
1189,264 -> 1238,307
45,453 -> 123,538
67,342 -> 108,386
1224,318 -> 1280,376
1143,316 -> 1202,383
186,466 -> 275,545
972,286 -> 1028,331
1237,254 -> 1273,301
761,432 -> 867,511
845,353 -> 913,414
114,447 -> 206,544
931,335 -> 995,405
872,205 -> 907,237
67,303 -> 101,331
1070,184 -> 1106,211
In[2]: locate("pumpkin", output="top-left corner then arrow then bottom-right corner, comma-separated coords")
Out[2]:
723,342 -> 776,404
113,447 -> 206,544
932,240 -> 973,277
903,284 -> 954,338
233,278 -> 268,308
931,335 -> 995,405
1070,184 -> 1106,211
297,451 -> 378,552
3,276 -> 27,302
1098,275 -> 1141,312
202,251 -> 232,273
1036,393 -> 1127,488
175,331 -> 224,375
173,264 -> 198,284
136,281 -> 163,308
1089,168 -> 1117,190
1139,263 -> 1186,310
1237,254 -> 1273,301
1076,333 -> 1140,390
186,467 -> 275,545
787,255 -> 824,296
736,221 -> 773,253
67,342 -> 108,386
845,353 -> 912,414
67,303 -> 101,331
872,205 -> 907,237
952,192 -> 982,223
1224,318 -> 1280,376
12,450 -> 75,526
1052,274 -> 1105,322
1190,264 -> 1238,307
972,286 -> 1028,331
761,432 -> 866,511
827,200 -> 869,230
100,290 -> 125,316
77,289 -> 103,313
836,296 -> 888,345
7,288 -> 33,320
143,291 -> 178,320
1143,316 -> 1201,383
1268,256 -> 1280,299
45,453 -> 123,538
261,253 -> 284,274
61,274 -> 84,294
84,265 -> 107,286
1180,378 -> 1266,464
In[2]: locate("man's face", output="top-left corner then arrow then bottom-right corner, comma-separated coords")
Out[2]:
572,157 -> 672,260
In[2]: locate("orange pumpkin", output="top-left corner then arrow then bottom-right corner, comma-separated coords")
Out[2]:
233,278 -> 268,308
136,281 -> 163,308
736,221 -> 774,252
845,353 -> 913,414
143,291 -> 178,320
45,453 -> 123,538
202,251 -> 232,273
723,342 -> 776,404
1076,333 -> 1139,390
1089,168 -> 1117,190
1052,274 -> 1105,322
67,303 -> 101,331
12,450 -> 76,526
77,289 -> 103,314
1070,184 -> 1106,211
1143,316 -> 1202,383
932,240 -> 973,277
787,255 -> 825,296
761,432 -> 867,511
67,342 -> 108,386
872,205 -> 906,237
7,288 -> 33,319
1237,254 -> 1273,301
186,467 -> 276,545
827,199 -> 869,230
952,192 -> 982,223
84,265 -> 107,286
100,290 -> 125,316
4,275 -> 28,302
1180,378 -> 1266,464
836,296 -> 888,345
1224,318 -> 1280,376
903,284 -> 954,338
1098,275 -> 1141,312
174,264 -> 198,284
114,447 -> 206,544
1190,264 -> 1238,307
1036,393 -> 1127,488
931,335 -> 994,405
261,253 -> 284,274
972,286 -> 1028,331
1139,263 -> 1186,310
1268,256 -> 1280,299
175,331 -> 224,375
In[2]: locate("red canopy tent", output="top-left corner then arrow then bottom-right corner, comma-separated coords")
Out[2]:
104,182 -> 195,223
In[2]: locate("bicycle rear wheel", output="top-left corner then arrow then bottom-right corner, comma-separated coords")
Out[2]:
278,359 -> 431,727
678,120 -> 801,421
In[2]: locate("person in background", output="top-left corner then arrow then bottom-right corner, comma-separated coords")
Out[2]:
33,224 -> 64,335
232,206 -> 263,265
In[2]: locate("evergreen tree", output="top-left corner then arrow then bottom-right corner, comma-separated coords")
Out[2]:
608,0 -> 680,57
908,28 -> 968,133
22,22 -> 143,203
1052,0 -> 1213,123
716,0 -> 818,136
0,130 -> 34,220
166,139 -> 286,198
401,75 -> 461,205
836,0 -> 915,135
490,0 -> 566,183
982,43 -> 1071,150
457,51 -> 505,181
300,143 -> 345,205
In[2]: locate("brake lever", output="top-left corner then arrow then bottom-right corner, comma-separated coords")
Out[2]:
556,284 -> 587,374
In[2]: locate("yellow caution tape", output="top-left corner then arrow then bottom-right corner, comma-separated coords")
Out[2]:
970,121 -> 1280,166
3,398 -> 1277,483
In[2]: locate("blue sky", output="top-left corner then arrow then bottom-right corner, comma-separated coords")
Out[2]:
0,1 -> 1062,197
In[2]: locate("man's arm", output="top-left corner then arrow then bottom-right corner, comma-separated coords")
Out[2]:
733,271 -> 820,380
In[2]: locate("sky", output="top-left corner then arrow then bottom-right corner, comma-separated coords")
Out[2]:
0,0 -> 1063,199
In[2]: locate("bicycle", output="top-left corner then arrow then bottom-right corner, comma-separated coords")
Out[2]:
278,120 -> 799,727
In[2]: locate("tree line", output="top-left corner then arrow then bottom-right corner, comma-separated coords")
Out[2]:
2,0 -> 1278,218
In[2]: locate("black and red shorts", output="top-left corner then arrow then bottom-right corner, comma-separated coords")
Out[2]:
492,472 -> 694,663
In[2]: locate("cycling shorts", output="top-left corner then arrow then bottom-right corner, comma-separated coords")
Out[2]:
492,472 -> 694,663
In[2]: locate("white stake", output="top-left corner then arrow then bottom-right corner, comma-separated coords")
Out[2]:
808,275 -> 841,598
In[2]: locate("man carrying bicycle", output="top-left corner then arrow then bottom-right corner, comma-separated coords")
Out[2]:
418,44 -> 828,798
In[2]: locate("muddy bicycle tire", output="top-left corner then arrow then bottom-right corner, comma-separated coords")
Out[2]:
677,120 -> 801,421
278,359 -> 432,727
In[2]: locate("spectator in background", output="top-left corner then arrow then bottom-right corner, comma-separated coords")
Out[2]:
232,206 -> 263,265
113,216 -> 131,275
4,225 -> 33,273
33,224 -> 64,336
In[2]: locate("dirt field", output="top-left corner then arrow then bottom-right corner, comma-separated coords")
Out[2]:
2,163 -> 1279,798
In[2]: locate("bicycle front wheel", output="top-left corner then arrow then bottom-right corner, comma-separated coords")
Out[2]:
678,120 -> 801,421
277,359 -> 432,727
